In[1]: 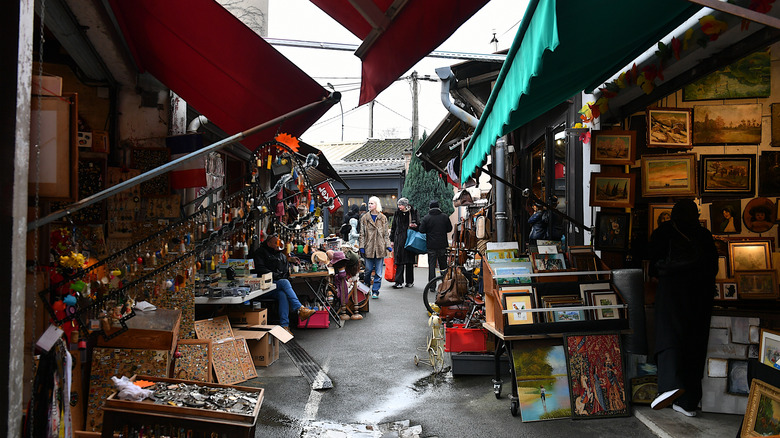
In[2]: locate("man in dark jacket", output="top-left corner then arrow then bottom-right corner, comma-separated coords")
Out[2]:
250,234 -> 315,331
418,200 -> 453,281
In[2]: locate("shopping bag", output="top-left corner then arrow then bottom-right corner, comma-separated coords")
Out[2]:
384,256 -> 396,281
404,229 -> 427,254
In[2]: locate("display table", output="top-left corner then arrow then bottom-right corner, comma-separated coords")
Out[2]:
194,283 -> 276,305
289,271 -> 341,327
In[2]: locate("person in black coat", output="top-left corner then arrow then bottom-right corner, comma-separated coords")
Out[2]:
648,199 -> 718,416
341,204 -> 361,240
418,200 -> 453,281
389,197 -> 418,288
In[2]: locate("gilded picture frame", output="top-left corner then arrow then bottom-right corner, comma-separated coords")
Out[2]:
735,270 -> 779,300
647,107 -> 693,148
590,172 -> 636,208
741,379 -> 780,437
590,130 -> 637,165
698,154 -> 755,197
640,154 -> 697,197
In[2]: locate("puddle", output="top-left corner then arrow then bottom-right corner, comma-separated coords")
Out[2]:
255,405 -> 305,431
411,368 -> 453,392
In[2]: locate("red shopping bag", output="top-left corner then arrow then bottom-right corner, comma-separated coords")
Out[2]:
384,256 -> 395,281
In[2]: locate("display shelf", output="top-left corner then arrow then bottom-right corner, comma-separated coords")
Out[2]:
194,284 -> 276,305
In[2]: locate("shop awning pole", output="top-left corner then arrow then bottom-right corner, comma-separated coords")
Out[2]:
28,92 -> 341,231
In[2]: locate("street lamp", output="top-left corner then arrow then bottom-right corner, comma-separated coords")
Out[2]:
327,82 -> 344,141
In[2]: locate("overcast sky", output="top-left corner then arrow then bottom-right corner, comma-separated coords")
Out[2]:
267,0 -> 529,144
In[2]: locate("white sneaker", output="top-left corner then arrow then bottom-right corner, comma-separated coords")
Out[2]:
651,388 -> 684,410
673,404 -> 696,417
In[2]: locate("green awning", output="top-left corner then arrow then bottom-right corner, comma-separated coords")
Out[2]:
461,0 -> 702,183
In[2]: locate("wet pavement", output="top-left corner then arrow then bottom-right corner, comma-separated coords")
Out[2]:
242,267 -> 726,437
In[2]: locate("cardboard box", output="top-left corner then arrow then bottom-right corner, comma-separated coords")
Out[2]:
233,325 -> 292,367
228,309 -> 267,326
32,75 -> 62,96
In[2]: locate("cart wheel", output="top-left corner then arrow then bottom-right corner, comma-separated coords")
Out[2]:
493,380 -> 502,399
431,345 -> 445,373
414,355 -> 419,366
510,400 -> 519,417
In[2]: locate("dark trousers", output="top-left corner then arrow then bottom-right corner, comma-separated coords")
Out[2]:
656,347 -> 704,411
427,248 -> 448,281
394,263 -> 414,285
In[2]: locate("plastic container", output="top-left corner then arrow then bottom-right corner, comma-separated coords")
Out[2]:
444,323 -> 488,353
451,352 -> 511,376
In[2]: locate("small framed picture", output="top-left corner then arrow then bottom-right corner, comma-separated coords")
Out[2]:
735,270 -> 779,300
729,240 -> 772,274
742,197 -> 776,234
647,107 -> 693,148
713,282 -> 724,300
594,212 -> 630,252
759,328 -> 780,368
648,203 -> 674,237
590,172 -> 637,208
551,305 -> 587,323
531,252 -> 567,272
722,282 -> 738,300
590,130 -> 637,165
503,292 -> 535,326
591,292 -> 620,320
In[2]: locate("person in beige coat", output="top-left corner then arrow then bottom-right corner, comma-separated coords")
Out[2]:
359,196 -> 392,298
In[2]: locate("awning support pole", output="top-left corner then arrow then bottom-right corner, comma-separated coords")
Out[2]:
28,92 -> 341,231
494,137 -> 507,242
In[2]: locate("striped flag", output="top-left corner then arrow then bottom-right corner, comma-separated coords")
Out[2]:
166,133 -> 207,189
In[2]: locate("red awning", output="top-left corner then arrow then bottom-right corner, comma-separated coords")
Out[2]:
108,0 -> 334,149
311,0 -> 490,105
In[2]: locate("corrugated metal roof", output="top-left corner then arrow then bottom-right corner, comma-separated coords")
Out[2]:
333,160 -> 406,174
309,141 -> 365,163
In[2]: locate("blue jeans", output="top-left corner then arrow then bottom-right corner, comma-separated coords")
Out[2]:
266,279 -> 303,327
364,257 -> 384,292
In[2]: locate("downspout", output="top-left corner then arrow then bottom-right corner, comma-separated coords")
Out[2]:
435,66 -> 506,241
188,115 -> 209,133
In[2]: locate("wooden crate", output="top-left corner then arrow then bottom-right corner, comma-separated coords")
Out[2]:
96,309 -> 181,353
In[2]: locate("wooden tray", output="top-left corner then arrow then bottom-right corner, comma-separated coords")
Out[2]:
105,375 -> 263,426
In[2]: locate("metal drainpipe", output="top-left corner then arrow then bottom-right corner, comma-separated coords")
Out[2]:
435,66 -> 478,128
188,115 -> 208,133
495,137 -> 507,242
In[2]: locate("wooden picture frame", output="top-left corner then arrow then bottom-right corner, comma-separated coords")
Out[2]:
741,379 -> 780,437
551,304 -> 587,323
591,292 -> 620,320
735,270 -> 779,300
590,130 -> 636,165
723,282 -> 738,300
590,172 -> 636,208
698,154 -> 755,197
28,93 -> 78,201
564,332 -> 630,419
503,292 -> 535,326
531,252 -> 567,272
743,197 -> 776,234
759,328 -> 780,368
647,107 -> 692,148
728,240 -> 772,274
693,103 -> 762,145
648,203 -> 674,237
710,199 -> 742,235
594,212 -> 630,252
640,153 -> 697,197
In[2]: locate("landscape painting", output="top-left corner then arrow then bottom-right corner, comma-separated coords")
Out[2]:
683,50 -> 770,101
512,341 -> 572,422
641,154 -> 697,197
693,104 -> 762,145
590,173 -> 636,208
647,107 -> 692,148
699,154 -> 755,197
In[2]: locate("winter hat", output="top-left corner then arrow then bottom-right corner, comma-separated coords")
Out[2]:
350,204 -> 359,214
429,200 -> 440,209
359,203 -> 368,212
329,251 -> 347,266
397,197 -> 409,207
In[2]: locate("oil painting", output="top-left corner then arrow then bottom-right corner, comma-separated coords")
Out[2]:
693,104 -> 762,145
591,130 -> 636,165
590,173 -> 636,208
741,379 -> 780,437
699,154 -> 755,197
512,340 -> 572,422
683,50 -> 770,101
641,154 -> 697,197
709,199 -> 742,235
647,107 -> 692,148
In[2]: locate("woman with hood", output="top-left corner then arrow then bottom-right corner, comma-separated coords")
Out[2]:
648,199 -> 718,417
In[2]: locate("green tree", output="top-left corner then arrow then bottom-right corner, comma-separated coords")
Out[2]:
402,134 -> 455,218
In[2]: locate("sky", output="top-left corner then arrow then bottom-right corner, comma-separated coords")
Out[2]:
267,0 -> 529,144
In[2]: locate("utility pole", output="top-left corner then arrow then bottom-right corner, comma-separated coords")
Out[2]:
411,71 -> 419,151
368,100 -> 374,138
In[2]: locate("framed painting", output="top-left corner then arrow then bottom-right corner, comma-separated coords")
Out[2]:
531,253 -> 567,272
590,292 -> 620,320
511,340 -> 572,422
590,130 -> 636,165
772,103 -> 780,146
693,103 -> 762,145
594,212 -> 630,252
578,282 -> 612,305
648,203 -> 674,237
727,359 -> 750,395
683,50 -> 770,101
647,107 -> 692,148
698,154 -> 755,197
542,296 -> 583,323
713,282 -> 724,300
728,240 -> 771,273
551,303 -> 586,323
759,151 -> 780,196
564,332 -> 630,419
759,328 -> 780,368
723,282 -> 738,300
640,153 -> 697,197
28,93 -> 78,201
735,270 -> 779,300
503,292 -> 535,326
743,197 -> 776,234
589,173 -> 636,208
741,379 -> 780,437
709,199 -> 742,235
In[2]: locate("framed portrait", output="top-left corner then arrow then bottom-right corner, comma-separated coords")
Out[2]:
759,151 -> 780,196
503,292 -> 535,326
564,332 -> 630,419
759,328 -> 780,368
684,50 -> 770,101
698,154 -> 755,197
590,292 -> 620,320
743,197 -> 776,234
589,172 -> 636,208
28,93 -> 79,201
728,240 -> 771,273
648,203 -> 674,237
709,199 -> 742,235
594,212 -> 630,252
640,153 -> 697,197
735,270 -> 779,300
727,359 -> 750,396
647,107 -> 692,148
722,282 -> 738,300
531,252 -> 567,272
741,379 -> 780,437
693,103 -> 762,145
590,130 -> 637,165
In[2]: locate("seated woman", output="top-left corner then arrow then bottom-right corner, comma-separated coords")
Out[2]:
250,233 -> 316,332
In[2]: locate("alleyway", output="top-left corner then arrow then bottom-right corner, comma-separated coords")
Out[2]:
243,268 -> 667,437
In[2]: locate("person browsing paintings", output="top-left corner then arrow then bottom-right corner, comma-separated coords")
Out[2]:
527,200 -> 549,244
648,199 -> 718,417
418,200 -> 453,281
389,197 -> 419,289
359,196 -> 392,299
250,233 -> 316,332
